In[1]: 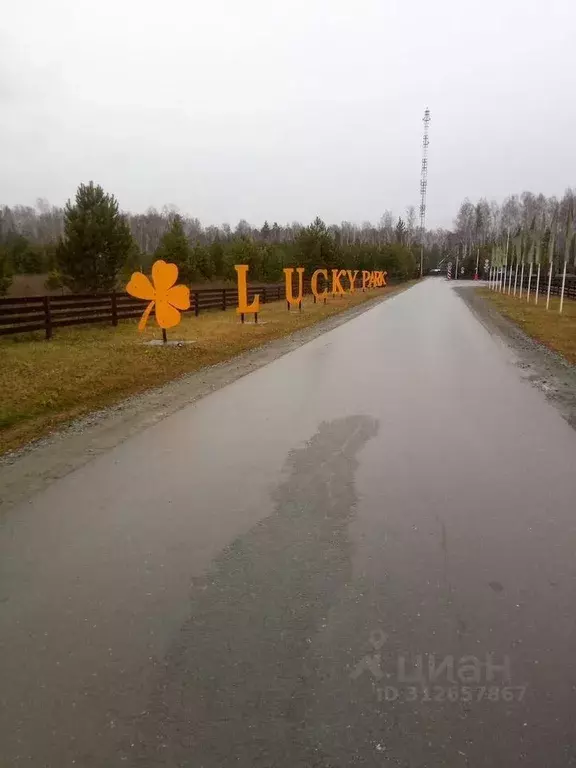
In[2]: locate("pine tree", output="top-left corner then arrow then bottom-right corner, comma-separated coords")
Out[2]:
227,237 -> 262,280
56,182 -> 134,292
191,243 -> 213,281
209,241 -> 225,277
120,239 -> 143,284
395,217 -> 407,245
4,234 -> 45,274
154,215 -> 193,282
271,222 -> 281,243
295,217 -> 339,271
0,247 -> 12,296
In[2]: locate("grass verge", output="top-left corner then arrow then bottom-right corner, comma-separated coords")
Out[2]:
0,284 -> 412,455
480,289 -> 576,365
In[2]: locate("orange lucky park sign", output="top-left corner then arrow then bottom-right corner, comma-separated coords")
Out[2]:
126,260 -> 386,337
235,266 -> 387,318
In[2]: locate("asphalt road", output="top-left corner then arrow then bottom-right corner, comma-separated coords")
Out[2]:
1,279 -> 576,767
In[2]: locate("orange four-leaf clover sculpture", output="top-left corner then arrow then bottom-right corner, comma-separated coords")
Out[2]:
126,260 -> 190,331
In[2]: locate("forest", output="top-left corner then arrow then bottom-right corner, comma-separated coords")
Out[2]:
0,183 -> 574,296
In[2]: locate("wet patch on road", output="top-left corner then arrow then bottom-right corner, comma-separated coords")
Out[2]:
126,415 -> 379,766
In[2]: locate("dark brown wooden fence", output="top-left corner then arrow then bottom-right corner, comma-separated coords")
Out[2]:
1,274 -> 573,339
0,282 -> 317,339
509,273 -> 576,300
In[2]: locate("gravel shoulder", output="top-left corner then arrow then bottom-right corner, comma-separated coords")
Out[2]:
0,290 -> 406,514
455,285 -> 576,430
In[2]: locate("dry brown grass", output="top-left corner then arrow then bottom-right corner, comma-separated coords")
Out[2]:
480,289 -> 576,365
0,284 -> 412,454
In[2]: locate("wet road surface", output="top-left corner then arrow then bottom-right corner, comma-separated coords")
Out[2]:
1,279 -> 576,766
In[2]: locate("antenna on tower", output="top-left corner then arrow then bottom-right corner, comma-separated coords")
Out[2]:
419,108 -> 431,278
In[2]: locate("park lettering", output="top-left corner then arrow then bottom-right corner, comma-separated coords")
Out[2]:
126,260 -> 387,337
235,266 -> 387,316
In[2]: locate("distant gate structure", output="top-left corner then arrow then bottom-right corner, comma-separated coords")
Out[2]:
447,262 -> 453,280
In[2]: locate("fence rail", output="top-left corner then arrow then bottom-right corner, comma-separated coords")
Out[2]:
0,282 -> 326,338
493,273 -> 576,301
1,273 -> 573,339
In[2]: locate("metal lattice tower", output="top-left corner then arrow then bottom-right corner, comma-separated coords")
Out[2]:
419,108 -> 431,277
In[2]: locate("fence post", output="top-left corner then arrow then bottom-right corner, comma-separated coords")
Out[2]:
43,296 -> 53,340
559,261 -> 568,315
111,292 -> 118,326
222,288 -> 226,311
261,286 -> 267,304
194,291 -> 200,317
546,263 -> 553,309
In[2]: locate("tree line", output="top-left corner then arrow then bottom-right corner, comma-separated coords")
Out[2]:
1,182 -> 574,296
447,190 -> 576,277
0,183 -> 418,295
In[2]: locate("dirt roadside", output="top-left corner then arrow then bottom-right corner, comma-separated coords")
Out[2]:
0,289 -> 407,514
455,286 -> 576,430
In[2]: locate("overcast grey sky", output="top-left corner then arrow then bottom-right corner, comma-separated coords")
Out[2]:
1,0 -> 575,228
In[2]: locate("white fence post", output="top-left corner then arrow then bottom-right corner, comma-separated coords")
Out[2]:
546,262 -> 553,310
526,263 -> 533,302
559,260 -> 567,314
